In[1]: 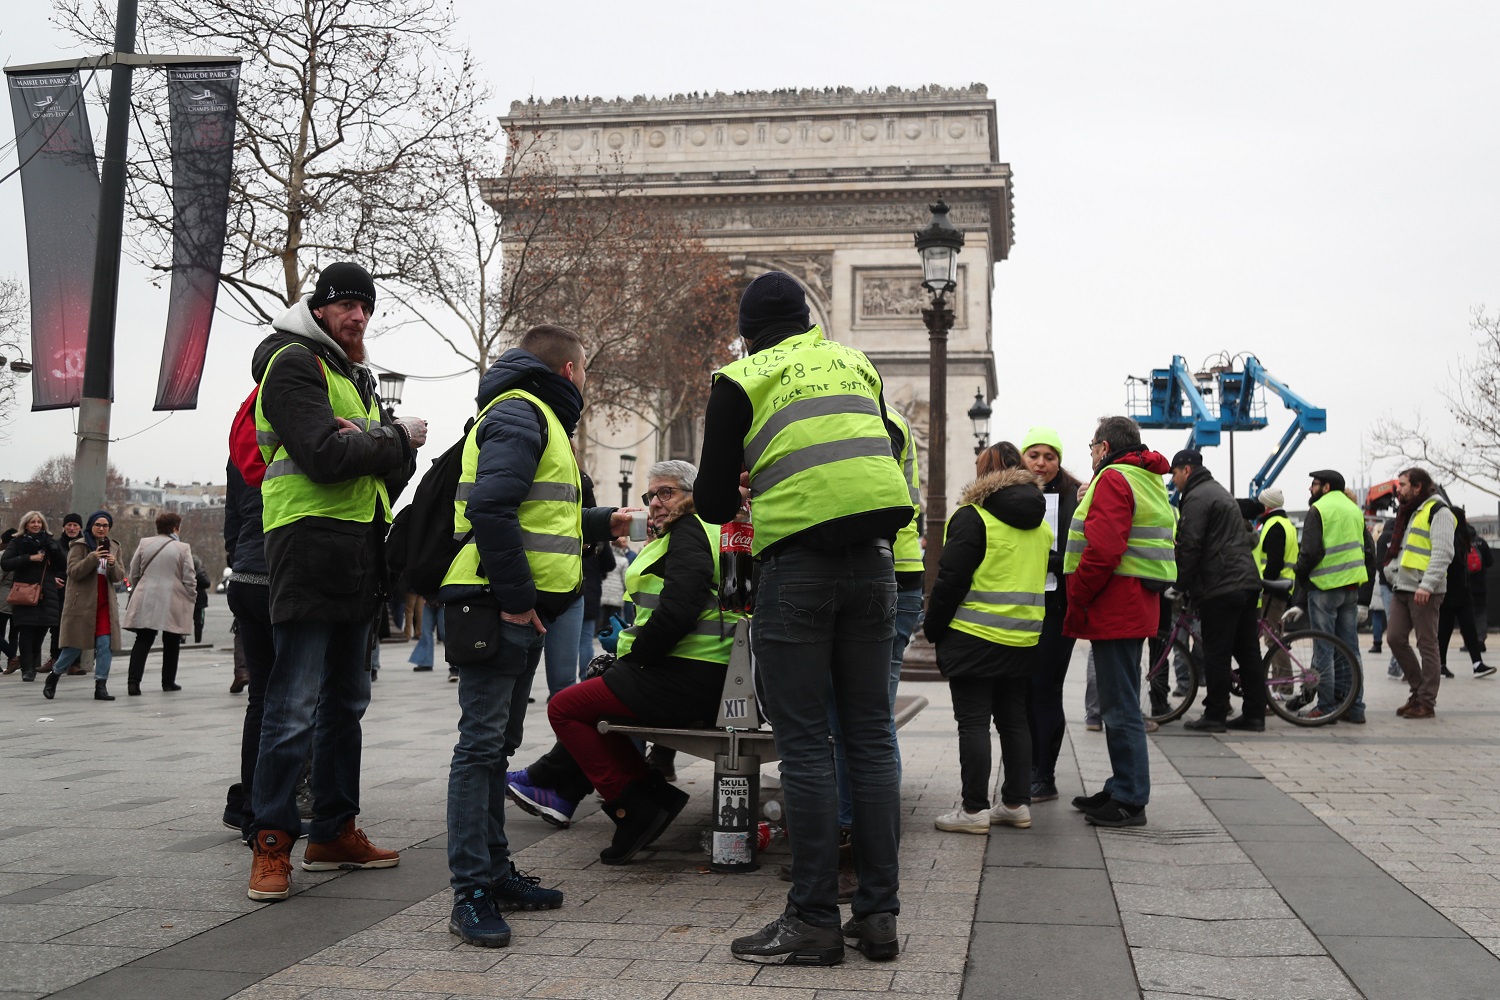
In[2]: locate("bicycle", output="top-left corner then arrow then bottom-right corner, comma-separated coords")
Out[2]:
1141,579 -> 1364,727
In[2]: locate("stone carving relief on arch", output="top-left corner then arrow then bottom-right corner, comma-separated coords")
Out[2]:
738,254 -> 833,333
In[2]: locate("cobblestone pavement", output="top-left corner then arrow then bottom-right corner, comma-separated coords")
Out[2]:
2,609 -> 1499,999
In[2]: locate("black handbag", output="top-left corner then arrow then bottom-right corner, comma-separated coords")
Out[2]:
443,596 -> 505,666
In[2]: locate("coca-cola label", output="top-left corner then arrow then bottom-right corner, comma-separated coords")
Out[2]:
721,523 -> 754,553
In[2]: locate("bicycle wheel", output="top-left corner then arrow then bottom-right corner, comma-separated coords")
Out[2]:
1143,632 -> 1200,724
1264,628 -> 1362,726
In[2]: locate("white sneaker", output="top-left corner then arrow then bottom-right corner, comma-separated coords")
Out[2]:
990,803 -> 1032,828
934,807 -> 989,834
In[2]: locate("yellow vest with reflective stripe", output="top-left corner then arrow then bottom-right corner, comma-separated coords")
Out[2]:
1398,496 -> 1444,574
946,504 -> 1051,647
1062,463 -> 1177,581
715,327 -> 911,555
885,405 -> 924,574
1310,490 -> 1368,589
1254,512 -> 1299,582
255,343 -> 390,532
615,515 -> 745,664
442,388 -> 583,595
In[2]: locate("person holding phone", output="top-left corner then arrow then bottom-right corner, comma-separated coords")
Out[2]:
43,512 -> 125,700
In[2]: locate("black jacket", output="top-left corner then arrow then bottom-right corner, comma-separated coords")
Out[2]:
924,468 -> 1047,679
223,461 -> 268,577
436,348 -> 616,620
250,300 -> 417,623
604,511 -> 729,723
1174,467 -> 1261,602
695,323 -> 911,554
1,530 -> 65,628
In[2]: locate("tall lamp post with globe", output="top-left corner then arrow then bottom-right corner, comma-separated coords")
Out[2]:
914,201 -> 964,593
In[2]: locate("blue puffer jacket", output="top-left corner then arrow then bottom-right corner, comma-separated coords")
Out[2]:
437,349 -> 616,620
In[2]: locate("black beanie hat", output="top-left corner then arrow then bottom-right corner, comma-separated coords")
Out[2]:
63,512 -> 83,527
311,262 -> 377,311
738,271 -> 810,340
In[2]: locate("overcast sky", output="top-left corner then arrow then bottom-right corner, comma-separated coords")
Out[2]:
2,1 -> 1495,513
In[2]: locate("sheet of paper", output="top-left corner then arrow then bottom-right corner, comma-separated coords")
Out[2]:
1045,492 -> 1059,592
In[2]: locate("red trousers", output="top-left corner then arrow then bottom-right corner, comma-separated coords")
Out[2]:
547,677 -> 649,801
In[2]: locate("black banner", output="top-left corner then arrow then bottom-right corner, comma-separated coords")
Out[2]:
5,70 -> 101,410
155,63 -> 240,411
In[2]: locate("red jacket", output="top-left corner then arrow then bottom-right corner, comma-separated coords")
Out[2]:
1063,448 -> 1172,641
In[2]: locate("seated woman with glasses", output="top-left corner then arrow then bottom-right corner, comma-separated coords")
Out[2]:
505,460 -> 747,864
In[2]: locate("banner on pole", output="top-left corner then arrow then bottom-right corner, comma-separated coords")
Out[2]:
5,70 -> 101,410
154,63 -> 240,411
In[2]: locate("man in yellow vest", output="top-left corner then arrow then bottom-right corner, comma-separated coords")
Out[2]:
1288,469 -> 1372,723
438,324 -> 630,948
1383,467 -> 1459,719
246,263 -> 427,902
697,272 -> 911,967
1063,416 -> 1175,828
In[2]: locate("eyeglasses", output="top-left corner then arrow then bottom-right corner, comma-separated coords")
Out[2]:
1089,440 -> 1106,449
641,486 -> 691,505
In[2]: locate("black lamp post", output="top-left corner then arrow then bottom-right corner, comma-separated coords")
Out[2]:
618,453 -> 636,507
914,201 -> 964,592
377,371 -> 406,415
967,387 -> 992,455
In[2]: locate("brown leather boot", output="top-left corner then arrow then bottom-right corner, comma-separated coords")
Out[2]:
229,667 -> 250,694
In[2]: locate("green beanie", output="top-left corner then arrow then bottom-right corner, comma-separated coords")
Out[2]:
1020,425 -> 1064,460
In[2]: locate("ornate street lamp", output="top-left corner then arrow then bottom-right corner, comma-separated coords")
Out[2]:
967,387 -> 992,455
3,354 -> 33,374
618,453 -> 636,507
377,371 -> 406,413
914,201 -> 964,591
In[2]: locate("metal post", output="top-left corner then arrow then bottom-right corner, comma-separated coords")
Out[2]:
70,0 -> 138,514
922,291 -> 954,595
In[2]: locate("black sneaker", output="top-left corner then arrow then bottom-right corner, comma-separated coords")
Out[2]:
1071,789 -> 1112,812
1441,667 -> 1455,679
1082,797 -> 1147,828
491,869 -> 563,912
841,912 -> 899,961
1475,664 -> 1498,679
1030,781 -> 1059,802
1183,715 -> 1226,733
449,887 -> 511,947
731,906 -> 844,965
1225,715 -> 1265,732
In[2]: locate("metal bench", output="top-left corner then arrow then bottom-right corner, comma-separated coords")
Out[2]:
597,620 -> 929,870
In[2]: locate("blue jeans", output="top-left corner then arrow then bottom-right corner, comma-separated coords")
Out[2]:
52,634 -> 113,680
251,619 -> 373,840
1307,586 -> 1365,717
448,619 -> 543,893
832,585 -> 922,826
754,542 -> 900,927
543,596 -> 585,697
1092,638 -> 1150,807
408,603 -> 440,668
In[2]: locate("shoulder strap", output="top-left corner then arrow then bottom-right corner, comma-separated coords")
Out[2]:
137,539 -> 174,578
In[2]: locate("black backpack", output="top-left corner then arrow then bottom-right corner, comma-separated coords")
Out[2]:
384,391 -> 536,596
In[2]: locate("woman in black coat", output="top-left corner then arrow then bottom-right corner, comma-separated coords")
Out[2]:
1016,429 -> 1086,802
1,512 -> 66,682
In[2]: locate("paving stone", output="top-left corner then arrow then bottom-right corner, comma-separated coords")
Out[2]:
1112,884 -> 1291,921
973,867 -> 1119,926
1105,859 -> 1267,890
389,969 -> 546,997
666,985 -> 818,1000
359,945 -> 507,971
616,959 -> 760,985
1320,934 -> 1500,1000
1120,913 -> 1325,957
0,941 -> 154,994
751,965 -> 896,991
964,922 -> 1135,1000
0,901 -> 125,942
1274,875 -> 1470,938
524,977 -> 677,1000
51,907 -> 235,948
1133,948 -> 1361,999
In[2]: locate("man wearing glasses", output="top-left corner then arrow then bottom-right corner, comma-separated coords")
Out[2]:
1062,417 -> 1175,828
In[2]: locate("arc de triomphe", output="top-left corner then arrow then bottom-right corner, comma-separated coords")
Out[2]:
497,84 -> 1013,524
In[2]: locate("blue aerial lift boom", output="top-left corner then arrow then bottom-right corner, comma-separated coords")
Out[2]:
1127,353 -> 1326,496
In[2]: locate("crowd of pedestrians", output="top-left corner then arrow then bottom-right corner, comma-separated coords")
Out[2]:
7,259 -> 1498,970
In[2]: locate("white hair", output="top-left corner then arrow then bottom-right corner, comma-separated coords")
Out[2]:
646,460 -> 697,491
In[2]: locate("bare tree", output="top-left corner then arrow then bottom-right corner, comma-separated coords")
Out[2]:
9,455 -> 129,522
1370,308 -> 1500,497
55,0 -> 488,323
0,277 -> 25,434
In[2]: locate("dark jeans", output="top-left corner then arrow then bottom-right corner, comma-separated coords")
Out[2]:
1438,591 -> 1483,668
448,619 -> 543,894
950,671 -> 1033,811
1027,602 -> 1076,786
1092,637 -> 1150,807
16,625 -> 46,677
525,739 -> 596,803
1198,590 -> 1266,721
127,629 -> 183,688
753,541 -> 900,928
251,618 -> 373,840
225,583 -> 275,835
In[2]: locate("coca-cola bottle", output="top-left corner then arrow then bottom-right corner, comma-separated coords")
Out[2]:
719,504 -> 754,613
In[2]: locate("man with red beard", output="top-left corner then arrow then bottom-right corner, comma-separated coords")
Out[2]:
245,262 -> 428,902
